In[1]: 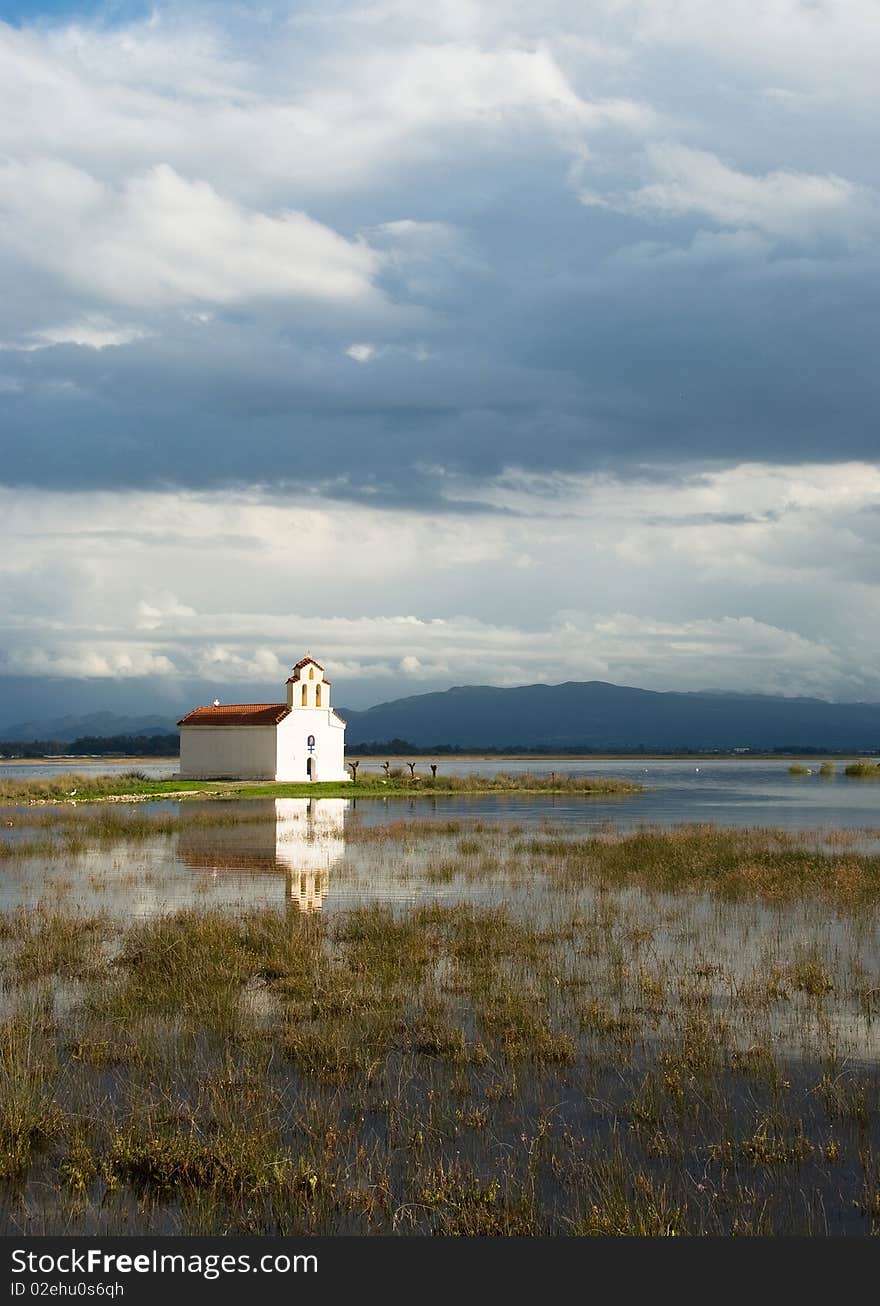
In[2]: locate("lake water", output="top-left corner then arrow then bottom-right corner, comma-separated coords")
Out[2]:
4,754 -> 880,921
4,755 -> 880,921
3,755 -> 880,830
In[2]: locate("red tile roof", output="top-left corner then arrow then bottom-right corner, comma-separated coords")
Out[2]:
177,703 -> 290,727
291,655 -> 324,673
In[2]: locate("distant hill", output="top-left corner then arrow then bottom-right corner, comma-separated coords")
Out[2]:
341,681 -> 880,752
0,711 -> 177,743
6,682 -> 880,754
0,734 -> 180,759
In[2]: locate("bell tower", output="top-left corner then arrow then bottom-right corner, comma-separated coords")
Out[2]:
286,655 -> 331,710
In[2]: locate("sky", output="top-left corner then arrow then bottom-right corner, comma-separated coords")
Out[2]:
1,0 -> 880,721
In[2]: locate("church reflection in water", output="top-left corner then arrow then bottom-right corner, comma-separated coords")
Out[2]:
176,798 -> 348,913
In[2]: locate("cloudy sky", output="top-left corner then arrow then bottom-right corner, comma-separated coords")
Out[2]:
2,0 -> 879,721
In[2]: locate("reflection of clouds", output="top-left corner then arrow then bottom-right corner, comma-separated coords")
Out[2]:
176,798 -> 348,912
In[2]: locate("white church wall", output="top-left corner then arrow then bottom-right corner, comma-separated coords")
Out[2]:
275,710 -> 348,783
179,726 -> 278,779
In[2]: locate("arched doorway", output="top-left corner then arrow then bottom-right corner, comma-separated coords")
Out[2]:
306,756 -> 317,781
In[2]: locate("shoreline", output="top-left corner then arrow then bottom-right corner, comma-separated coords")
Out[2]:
0,773 -> 642,805
0,755 -> 180,766
1,752 -> 875,766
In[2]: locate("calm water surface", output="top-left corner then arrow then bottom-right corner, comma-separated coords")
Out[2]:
4,756 -> 880,923
3,755 -> 880,829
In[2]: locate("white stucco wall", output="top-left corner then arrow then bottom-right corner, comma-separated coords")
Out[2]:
179,725 -> 279,779
275,709 -> 349,782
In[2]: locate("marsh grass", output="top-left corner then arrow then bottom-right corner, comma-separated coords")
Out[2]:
0,1000 -> 62,1177
0,770 -> 639,806
370,772 -> 639,794
2,803 -> 283,842
7,908 -> 110,983
527,825 -> 880,903
571,1159 -> 689,1236
2,813 -> 880,1233
0,772 -> 177,803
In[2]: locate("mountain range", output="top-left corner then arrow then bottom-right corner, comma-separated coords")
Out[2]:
0,711 -> 175,743
341,681 -> 880,751
3,682 -> 880,752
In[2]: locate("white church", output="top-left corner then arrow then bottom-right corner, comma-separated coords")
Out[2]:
177,655 -> 349,782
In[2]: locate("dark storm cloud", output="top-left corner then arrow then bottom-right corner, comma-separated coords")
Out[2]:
2,237 -> 878,503
0,2 -> 878,508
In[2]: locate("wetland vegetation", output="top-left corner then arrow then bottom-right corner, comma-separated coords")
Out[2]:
0,770 -> 639,805
2,804 -> 880,1235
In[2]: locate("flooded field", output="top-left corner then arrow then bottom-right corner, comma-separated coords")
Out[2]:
5,754 -> 880,830
3,793 -> 880,1234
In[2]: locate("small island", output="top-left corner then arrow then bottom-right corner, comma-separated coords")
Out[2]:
0,769 -> 641,805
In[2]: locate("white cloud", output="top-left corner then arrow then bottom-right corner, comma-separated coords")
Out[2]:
583,143 -> 874,243
0,17 -> 633,198
586,612 -> 843,697
2,465 -> 880,701
0,2 -> 872,363
8,316 -> 152,351
192,645 -> 284,681
4,646 -> 176,679
344,339 -> 430,363
625,0 -> 880,105
346,343 -> 377,363
136,594 -> 198,631
0,159 -> 382,309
